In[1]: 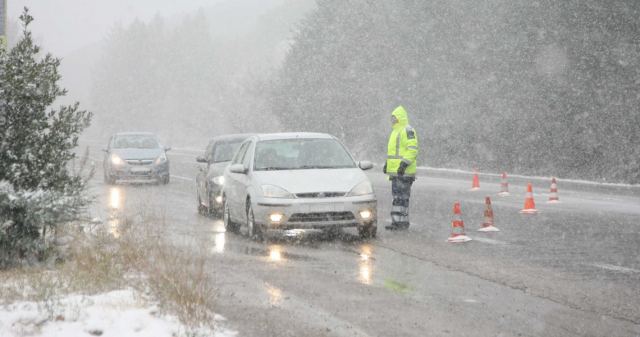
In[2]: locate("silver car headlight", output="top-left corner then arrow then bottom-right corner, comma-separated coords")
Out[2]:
348,181 -> 374,196
155,152 -> 167,165
212,175 -> 225,185
261,185 -> 294,198
111,154 -> 124,166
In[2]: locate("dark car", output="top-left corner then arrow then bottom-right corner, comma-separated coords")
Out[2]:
103,132 -> 171,185
196,134 -> 254,216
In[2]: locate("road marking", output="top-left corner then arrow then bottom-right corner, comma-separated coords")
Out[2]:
171,175 -> 194,182
472,237 -> 508,245
168,152 -> 198,158
588,263 -> 640,274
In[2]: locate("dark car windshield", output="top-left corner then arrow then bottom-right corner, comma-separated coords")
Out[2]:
254,138 -> 356,171
112,135 -> 159,149
212,140 -> 244,163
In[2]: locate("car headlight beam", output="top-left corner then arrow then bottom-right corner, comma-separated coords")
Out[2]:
212,176 -> 225,185
359,209 -> 373,220
111,154 -> 124,166
269,213 -> 284,223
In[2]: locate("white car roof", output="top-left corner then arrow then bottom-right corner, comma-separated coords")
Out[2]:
113,132 -> 156,136
255,132 -> 335,141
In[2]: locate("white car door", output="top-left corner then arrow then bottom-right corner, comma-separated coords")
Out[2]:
236,141 -> 255,224
226,141 -> 250,221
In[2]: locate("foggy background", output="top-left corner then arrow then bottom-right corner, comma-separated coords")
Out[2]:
6,0 -> 640,184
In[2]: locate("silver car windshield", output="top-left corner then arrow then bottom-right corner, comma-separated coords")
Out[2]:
254,138 -> 356,171
112,135 -> 159,149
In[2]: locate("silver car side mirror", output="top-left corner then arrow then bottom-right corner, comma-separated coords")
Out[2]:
358,161 -> 374,170
229,164 -> 247,174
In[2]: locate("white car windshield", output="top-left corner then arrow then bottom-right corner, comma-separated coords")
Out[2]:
112,135 -> 159,149
254,138 -> 356,171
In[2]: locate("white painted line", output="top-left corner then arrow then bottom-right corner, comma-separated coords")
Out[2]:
588,263 -> 640,274
415,166 -> 640,188
171,175 -> 194,182
472,237 -> 508,245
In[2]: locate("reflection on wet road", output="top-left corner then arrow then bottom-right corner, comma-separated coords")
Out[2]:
358,244 -> 374,285
107,186 -> 123,238
265,282 -> 283,306
109,186 -> 122,210
268,245 -> 283,263
210,220 -> 226,254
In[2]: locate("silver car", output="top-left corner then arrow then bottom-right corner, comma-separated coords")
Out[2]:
222,133 -> 377,240
195,134 -> 254,216
102,132 -> 171,184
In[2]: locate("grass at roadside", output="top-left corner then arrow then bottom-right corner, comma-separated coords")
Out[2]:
0,209 -> 218,335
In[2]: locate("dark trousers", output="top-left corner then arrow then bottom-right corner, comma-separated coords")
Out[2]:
391,176 -> 414,227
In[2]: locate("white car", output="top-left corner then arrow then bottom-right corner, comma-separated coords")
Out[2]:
222,133 -> 377,240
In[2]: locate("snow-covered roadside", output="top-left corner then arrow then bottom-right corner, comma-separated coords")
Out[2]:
0,289 -> 236,337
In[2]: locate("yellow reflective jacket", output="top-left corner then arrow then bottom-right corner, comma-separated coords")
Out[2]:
386,106 -> 419,177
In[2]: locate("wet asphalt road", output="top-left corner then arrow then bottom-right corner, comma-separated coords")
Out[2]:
86,143 -> 640,337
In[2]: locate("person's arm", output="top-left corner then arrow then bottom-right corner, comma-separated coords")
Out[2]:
398,127 -> 418,175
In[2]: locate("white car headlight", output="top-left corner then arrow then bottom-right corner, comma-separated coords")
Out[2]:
261,185 -> 294,198
349,181 -> 374,196
155,152 -> 167,165
212,176 -> 225,185
111,154 -> 124,166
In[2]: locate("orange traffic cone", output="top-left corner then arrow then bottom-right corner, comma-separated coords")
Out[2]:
548,177 -> 560,203
471,169 -> 480,191
520,183 -> 538,214
498,172 -> 510,196
448,201 -> 472,243
478,196 -> 500,232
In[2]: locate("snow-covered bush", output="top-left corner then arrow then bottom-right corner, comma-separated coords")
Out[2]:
0,8 -> 92,267
0,181 -> 90,266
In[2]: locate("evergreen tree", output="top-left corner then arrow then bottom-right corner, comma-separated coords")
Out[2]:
0,8 -> 92,266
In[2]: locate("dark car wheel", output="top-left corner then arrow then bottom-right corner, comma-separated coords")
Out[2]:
223,198 -> 239,233
358,222 -> 377,239
197,196 -> 207,215
246,203 -> 263,242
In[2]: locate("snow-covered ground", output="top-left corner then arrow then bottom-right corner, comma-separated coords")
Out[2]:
0,289 -> 236,337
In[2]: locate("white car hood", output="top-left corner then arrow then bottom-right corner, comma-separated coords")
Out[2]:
252,168 -> 368,194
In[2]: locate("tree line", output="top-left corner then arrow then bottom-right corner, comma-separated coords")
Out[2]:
270,0 -> 640,184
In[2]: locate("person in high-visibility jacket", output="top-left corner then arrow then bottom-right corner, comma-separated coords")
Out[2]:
383,105 -> 419,230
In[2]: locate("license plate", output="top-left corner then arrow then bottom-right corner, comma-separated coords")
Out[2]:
131,167 -> 150,174
331,203 -> 345,212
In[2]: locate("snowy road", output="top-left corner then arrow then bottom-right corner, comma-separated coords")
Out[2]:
86,144 -> 640,337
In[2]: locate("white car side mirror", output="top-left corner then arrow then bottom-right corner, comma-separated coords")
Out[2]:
229,164 -> 247,174
358,161 -> 374,170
